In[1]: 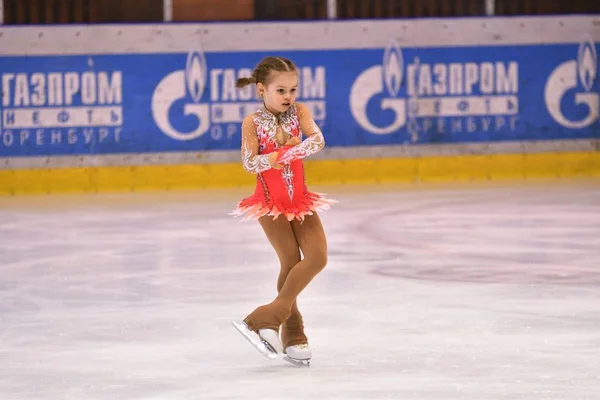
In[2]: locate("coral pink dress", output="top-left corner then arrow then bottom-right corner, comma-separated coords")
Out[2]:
231,103 -> 336,222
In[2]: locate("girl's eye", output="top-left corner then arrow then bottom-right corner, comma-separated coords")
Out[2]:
277,89 -> 285,93
291,88 -> 297,93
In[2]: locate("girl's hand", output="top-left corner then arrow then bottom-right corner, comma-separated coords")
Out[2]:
284,136 -> 301,147
268,152 -> 283,169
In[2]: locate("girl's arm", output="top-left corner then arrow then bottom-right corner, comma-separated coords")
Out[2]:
241,116 -> 280,173
275,102 -> 325,165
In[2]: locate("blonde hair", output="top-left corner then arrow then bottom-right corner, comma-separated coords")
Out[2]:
236,56 -> 297,88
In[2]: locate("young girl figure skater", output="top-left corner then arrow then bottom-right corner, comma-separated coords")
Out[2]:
230,56 -> 336,366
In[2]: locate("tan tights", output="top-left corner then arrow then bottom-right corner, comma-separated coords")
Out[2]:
243,212 -> 328,347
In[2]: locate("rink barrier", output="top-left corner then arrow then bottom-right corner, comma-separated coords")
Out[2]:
0,16 -> 599,194
1,149 -> 599,195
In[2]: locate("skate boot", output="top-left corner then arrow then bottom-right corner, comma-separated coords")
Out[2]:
281,311 -> 311,366
232,300 -> 290,359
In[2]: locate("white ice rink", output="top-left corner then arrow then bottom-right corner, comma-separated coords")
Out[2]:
1,180 -> 599,400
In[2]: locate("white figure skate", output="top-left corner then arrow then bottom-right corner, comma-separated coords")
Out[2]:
283,343 -> 311,366
232,321 -> 283,359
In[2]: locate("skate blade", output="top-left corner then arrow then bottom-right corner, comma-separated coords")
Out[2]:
283,355 -> 310,367
231,321 -> 277,359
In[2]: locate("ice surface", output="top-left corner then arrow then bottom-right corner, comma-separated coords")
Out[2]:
1,180 -> 599,399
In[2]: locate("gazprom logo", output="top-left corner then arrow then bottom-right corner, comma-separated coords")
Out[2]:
383,41 -> 403,97
151,49 -> 211,141
544,36 -> 598,129
186,51 -> 207,103
349,39 -> 407,135
0,65 -> 124,151
152,48 -> 328,142
578,38 -> 597,93
350,38 -> 521,138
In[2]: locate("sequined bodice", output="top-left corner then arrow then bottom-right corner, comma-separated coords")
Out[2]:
252,104 -> 300,154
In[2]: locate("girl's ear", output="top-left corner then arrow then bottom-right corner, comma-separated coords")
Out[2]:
256,82 -> 265,98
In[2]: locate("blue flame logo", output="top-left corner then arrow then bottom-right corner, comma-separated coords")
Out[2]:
185,51 -> 207,103
383,40 -> 403,97
577,37 -> 597,93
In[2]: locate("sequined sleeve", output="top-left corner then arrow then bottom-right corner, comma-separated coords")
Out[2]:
275,103 -> 325,165
241,116 -> 272,174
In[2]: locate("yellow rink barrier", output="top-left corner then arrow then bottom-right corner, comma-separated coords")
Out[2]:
1,151 -> 599,195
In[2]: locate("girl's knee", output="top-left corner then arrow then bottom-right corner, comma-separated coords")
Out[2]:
280,248 -> 301,271
309,250 -> 327,271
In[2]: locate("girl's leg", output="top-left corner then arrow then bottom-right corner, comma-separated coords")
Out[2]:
280,213 -> 328,350
258,214 -> 305,338
243,215 -> 300,332
243,213 -> 328,335
275,212 -> 328,308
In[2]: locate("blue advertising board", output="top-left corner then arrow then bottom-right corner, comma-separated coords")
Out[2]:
0,24 -> 597,158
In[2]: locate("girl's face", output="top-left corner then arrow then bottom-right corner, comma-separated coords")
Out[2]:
258,71 -> 298,115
